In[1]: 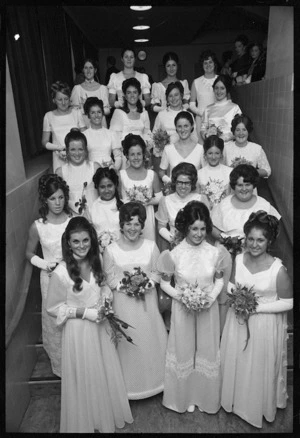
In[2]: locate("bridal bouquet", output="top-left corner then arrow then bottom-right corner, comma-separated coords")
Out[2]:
152,129 -> 171,157
226,283 -> 258,351
178,281 -> 211,313
219,235 -> 244,258
119,267 -> 153,301
75,181 -> 88,214
97,298 -> 135,346
125,185 -> 152,204
230,156 -> 253,168
203,178 -> 227,206
206,123 -> 223,138
98,230 -> 118,253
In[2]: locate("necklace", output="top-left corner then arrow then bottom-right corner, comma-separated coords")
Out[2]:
85,79 -> 95,84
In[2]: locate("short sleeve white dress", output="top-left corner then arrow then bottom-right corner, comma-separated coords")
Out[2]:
103,239 -> 168,400
197,163 -> 232,207
90,197 -> 121,240
70,83 -> 110,115
107,71 -> 151,107
223,141 -> 271,177
160,143 -> 205,174
153,108 -> 198,144
191,75 -> 217,139
151,80 -> 190,109
220,254 -> 289,428
84,127 -> 119,165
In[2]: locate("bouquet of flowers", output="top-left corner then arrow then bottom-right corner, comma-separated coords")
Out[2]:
100,159 -> 113,168
219,235 -> 244,258
75,182 -> 88,214
178,281 -> 211,313
97,298 -> 135,346
206,123 -> 223,138
125,185 -> 152,204
170,229 -> 184,249
98,230 -> 118,253
203,178 -> 227,206
226,283 -> 258,351
152,129 -> 171,157
230,156 -> 253,168
119,267 -> 152,301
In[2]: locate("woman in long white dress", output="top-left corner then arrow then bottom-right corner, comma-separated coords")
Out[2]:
223,113 -> 271,178
211,164 -> 281,241
46,217 -> 133,432
56,129 -> 99,216
25,174 -> 72,376
150,51 -> 190,113
157,201 -> 227,413
158,111 -> 204,185
83,97 -> 122,170
108,47 -> 151,109
119,134 -> 162,241
200,74 -> 241,144
103,202 -> 168,400
189,50 -> 219,142
42,81 -> 86,172
220,211 -> 293,428
70,58 -> 110,127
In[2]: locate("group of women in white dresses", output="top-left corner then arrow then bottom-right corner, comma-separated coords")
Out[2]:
26,47 -> 293,432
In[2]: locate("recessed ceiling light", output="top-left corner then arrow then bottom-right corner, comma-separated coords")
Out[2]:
130,6 -> 152,11
14,34 -> 20,41
133,25 -> 150,30
134,38 -> 149,43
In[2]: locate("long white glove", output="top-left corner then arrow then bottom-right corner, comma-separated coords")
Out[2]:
152,104 -> 164,113
82,308 -> 99,322
227,281 -> 235,294
46,141 -> 63,151
160,279 -> 181,301
189,102 -> 201,116
159,227 -> 172,243
256,298 -> 293,313
182,102 -> 190,110
162,175 -> 171,184
31,255 -> 56,272
208,278 -> 224,304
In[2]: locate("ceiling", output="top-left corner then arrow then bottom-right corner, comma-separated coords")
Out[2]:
63,4 -> 270,49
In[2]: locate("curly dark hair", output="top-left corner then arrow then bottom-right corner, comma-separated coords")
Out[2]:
203,135 -> 224,153
171,162 -> 198,192
83,97 -> 104,116
61,217 -> 104,292
231,113 -> 254,135
50,81 -> 71,99
212,74 -> 232,94
174,111 -> 194,131
235,34 -> 249,47
121,77 -> 143,114
175,201 -> 213,236
229,164 -> 259,190
119,202 -> 147,230
121,133 -> 146,158
165,81 -> 184,99
38,174 -> 71,223
92,167 -> 123,210
244,210 -> 279,245
162,51 -> 179,68
199,50 -> 219,73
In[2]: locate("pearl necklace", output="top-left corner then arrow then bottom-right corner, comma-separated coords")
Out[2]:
85,79 -> 95,84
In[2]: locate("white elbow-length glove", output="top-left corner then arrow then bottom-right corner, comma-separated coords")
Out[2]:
31,255 -> 57,272
256,298 -> 293,313
159,227 -> 172,243
82,308 -> 99,322
162,175 -> 171,184
160,279 -> 181,301
206,278 -> 224,308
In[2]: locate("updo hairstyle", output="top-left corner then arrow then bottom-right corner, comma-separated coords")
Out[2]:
64,128 -> 88,153
174,111 -> 194,132
50,81 -> 71,99
229,164 -> 259,190
244,210 -> 279,245
175,201 -> 213,236
231,113 -> 253,135
203,135 -> 224,154
162,52 -> 179,68
171,162 -> 198,192
121,133 -> 146,158
199,49 -> 219,71
83,97 -> 104,116
165,81 -> 184,99
38,173 -> 71,222
119,202 -> 147,230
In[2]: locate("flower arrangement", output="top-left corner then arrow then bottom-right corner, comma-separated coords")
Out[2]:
125,185 -> 152,204
98,230 -> 118,253
178,281 -> 211,313
230,156 -> 253,168
97,298 -> 135,346
203,178 -> 227,206
75,182 -> 88,214
152,129 -> 171,157
119,267 -> 152,301
226,283 -> 258,351
220,235 -> 244,258
206,123 -> 223,138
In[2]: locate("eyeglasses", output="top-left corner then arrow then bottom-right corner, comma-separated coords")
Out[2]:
176,180 -> 192,187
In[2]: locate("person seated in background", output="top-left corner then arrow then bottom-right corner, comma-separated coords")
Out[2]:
242,42 -> 266,84
231,34 -> 252,85
105,55 -> 119,85
220,50 -> 233,76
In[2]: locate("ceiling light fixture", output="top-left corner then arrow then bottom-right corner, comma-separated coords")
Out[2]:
130,6 -> 152,11
134,38 -> 149,43
133,25 -> 150,30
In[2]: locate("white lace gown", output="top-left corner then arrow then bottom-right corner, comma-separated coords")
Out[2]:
157,239 -> 227,413
61,160 -> 98,215
84,127 -> 119,166
197,163 -> 232,208
223,141 -> 271,177
201,100 -> 242,143
43,108 -> 86,172
46,263 -> 133,433
119,169 -> 156,241
160,143 -> 205,175
35,216 -> 71,376
103,239 -> 168,400
211,194 -> 281,238
220,254 -> 289,428
151,80 -> 190,110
